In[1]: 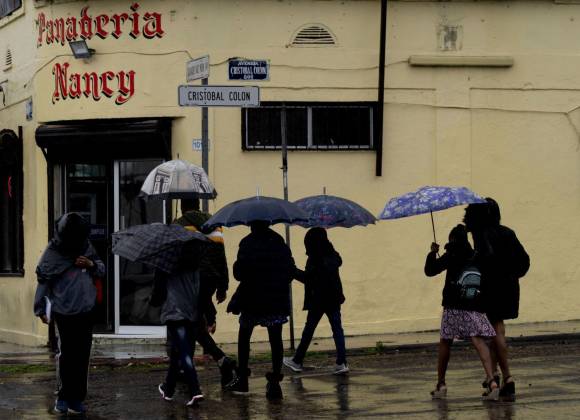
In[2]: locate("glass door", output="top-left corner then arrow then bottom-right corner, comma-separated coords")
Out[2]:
114,160 -> 166,336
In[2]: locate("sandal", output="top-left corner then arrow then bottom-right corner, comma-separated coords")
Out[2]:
430,381 -> 447,399
499,376 -> 516,401
482,378 -> 499,401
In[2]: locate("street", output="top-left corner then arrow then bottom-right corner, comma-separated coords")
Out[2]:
1,339 -> 579,419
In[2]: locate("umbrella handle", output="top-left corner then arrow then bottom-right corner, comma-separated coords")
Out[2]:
430,210 -> 437,244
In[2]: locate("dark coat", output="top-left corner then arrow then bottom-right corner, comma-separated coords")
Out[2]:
474,225 -> 530,321
424,243 -> 481,312
231,228 -> 295,318
295,249 -> 345,312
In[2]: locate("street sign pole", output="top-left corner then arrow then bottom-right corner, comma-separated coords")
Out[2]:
202,78 -> 209,213
281,104 -> 295,351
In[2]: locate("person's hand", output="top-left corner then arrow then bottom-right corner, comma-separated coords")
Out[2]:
216,290 -> 227,304
40,314 -> 49,325
207,322 -> 216,335
430,242 -> 440,253
75,256 -> 95,269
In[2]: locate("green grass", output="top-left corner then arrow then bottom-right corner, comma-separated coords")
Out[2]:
0,364 -> 54,374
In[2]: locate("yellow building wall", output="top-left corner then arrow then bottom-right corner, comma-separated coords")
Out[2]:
1,0 -> 579,345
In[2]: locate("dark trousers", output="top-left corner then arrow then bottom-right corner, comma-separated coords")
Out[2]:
196,326 -> 225,362
238,323 -> 283,375
165,321 -> 201,396
294,309 -> 346,365
53,311 -> 93,402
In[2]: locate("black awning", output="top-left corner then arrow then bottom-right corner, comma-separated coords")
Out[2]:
36,118 -> 171,162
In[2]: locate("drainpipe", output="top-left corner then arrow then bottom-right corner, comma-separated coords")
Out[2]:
376,0 -> 387,176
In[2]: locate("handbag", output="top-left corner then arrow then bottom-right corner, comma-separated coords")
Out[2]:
226,283 -> 244,315
456,266 -> 482,302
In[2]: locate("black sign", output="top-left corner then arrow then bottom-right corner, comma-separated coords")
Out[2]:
228,60 -> 269,81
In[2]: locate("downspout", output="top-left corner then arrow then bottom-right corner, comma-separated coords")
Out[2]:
376,0 -> 387,176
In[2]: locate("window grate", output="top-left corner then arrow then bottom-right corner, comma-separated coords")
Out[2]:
291,25 -> 336,46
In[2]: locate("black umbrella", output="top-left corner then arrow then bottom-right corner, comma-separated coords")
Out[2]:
202,196 -> 309,230
112,223 -> 208,273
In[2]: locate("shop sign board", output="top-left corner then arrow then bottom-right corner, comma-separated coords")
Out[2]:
187,55 -> 210,82
228,59 -> 269,81
178,85 -> 260,107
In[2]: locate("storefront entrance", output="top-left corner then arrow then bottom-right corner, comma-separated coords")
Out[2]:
36,119 -> 171,336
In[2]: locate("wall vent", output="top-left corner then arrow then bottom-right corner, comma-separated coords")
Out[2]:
4,48 -> 12,70
290,24 -> 336,47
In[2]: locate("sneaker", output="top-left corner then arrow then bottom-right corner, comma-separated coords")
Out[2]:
283,357 -> 303,373
333,363 -> 350,375
67,400 -> 87,414
54,399 -> 68,414
226,375 -> 249,394
218,356 -> 237,388
158,383 -> 174,401
186,393 -> 204,406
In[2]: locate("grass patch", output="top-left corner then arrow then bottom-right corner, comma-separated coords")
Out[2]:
0,364 -> 54,374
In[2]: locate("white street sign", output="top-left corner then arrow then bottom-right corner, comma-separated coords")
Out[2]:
186,55 -> 209,82
178,85 -> 260,107
192,139 -> 210,151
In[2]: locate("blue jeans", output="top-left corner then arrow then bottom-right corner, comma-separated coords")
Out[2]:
294,309 -> 346,365
165,321 -> 201,396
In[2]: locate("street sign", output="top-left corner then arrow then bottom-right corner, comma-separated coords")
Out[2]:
178,85 -> 260,107
186,55 -> 209,82
228,59 -> 269,81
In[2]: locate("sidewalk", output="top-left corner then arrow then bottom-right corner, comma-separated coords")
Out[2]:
1,319 -> 580,365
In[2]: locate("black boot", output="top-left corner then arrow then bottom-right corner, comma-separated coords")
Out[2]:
226,368 -> 250,394
265,372 -> 284,400
219,357 -> 237,389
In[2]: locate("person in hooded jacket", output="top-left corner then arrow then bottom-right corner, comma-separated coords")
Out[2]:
464,198 -> 530,400
283,227 -> 349,375
34,213 -> 105,415
225,221 -> 296,400
151,239 -> 207,407
424,224 -> 498,400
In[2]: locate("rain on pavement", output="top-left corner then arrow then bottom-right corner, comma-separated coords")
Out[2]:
1,339 -> 579,419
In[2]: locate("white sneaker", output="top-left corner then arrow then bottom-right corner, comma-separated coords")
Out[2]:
283,357 -> 303,372
186,393 -> 204,406
333,363 -> 349,375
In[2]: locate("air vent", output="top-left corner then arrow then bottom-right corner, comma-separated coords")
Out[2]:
291,24 -> 336,47
4,48 -> 12,70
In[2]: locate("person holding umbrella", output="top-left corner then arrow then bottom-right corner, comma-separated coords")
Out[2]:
225,220 -> 296,400
283,227 -> 349,375
424,224 -> 498,400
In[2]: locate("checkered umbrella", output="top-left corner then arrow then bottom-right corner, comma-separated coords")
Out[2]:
139,159 -> 217,201
112,223 -> 208,273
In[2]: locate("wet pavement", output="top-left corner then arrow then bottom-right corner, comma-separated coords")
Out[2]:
1,338 -> 580,419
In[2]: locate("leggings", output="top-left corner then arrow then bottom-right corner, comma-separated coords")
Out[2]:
238,323 -> 283,375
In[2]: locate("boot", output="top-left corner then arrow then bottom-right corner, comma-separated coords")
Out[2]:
218,356 -> 237,389
265,372 -> 284,400
226,368 -> 250,394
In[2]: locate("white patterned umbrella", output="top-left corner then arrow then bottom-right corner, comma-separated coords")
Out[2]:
139,159 -> 217,200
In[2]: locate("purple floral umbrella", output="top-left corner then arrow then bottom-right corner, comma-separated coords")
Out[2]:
378,186 -> 486,242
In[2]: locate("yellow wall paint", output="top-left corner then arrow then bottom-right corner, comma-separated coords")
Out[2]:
1,0 -> 580,345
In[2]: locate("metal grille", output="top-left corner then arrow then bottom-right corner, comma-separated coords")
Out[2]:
5,48 -> 12,69
291,25 -> 336,46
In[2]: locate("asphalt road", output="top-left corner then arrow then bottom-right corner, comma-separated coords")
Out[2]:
0,339 -> 579,419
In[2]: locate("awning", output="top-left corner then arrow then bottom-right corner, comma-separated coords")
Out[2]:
35,118 -> 171,162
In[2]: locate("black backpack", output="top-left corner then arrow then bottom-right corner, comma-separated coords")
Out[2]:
456,266 -> 482,303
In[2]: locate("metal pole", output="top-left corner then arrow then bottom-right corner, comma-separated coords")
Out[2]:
375,0 -> 387,176
281,104 -> 295,350
202,78 -> 209,213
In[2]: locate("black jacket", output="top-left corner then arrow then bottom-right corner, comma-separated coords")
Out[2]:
424,244 -> 481,311
295,249 -> 345,312
232,228 -> 295,318
474,225 -> 530,320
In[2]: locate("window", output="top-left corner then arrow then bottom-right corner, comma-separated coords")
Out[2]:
0,129 -> 23,275
0,0 -> 21,19
242,102 -> 376,150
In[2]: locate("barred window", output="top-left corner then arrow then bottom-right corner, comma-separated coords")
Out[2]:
242,102 -> 376,150
0,0 -> 21,19
0,129 -> 23,275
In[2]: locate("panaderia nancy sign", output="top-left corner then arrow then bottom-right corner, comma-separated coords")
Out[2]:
37,3 -> 165,105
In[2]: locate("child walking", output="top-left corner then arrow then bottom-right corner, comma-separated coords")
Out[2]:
284,227 -> 349,375
424,224 -> 499,400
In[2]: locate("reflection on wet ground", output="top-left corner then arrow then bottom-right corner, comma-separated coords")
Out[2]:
1,340 -> 580,419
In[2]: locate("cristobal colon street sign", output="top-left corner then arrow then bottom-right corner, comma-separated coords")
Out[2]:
178,85 -> 260,107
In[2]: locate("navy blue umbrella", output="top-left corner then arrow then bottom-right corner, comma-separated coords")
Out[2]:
294,194 -> 376,228
203,196 -> 309,230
